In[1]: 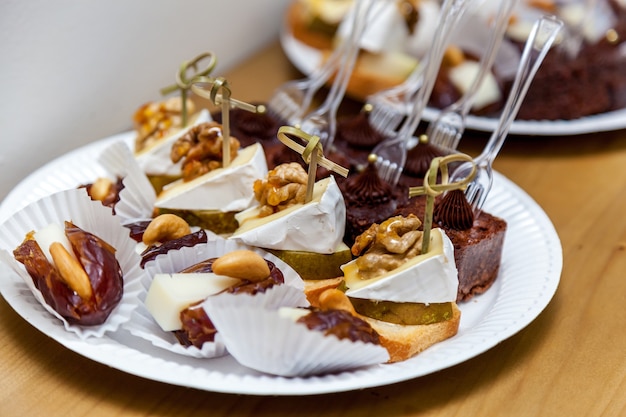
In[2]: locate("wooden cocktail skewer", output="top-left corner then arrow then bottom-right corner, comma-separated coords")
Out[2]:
191,77 -> 259,168
276,126 -> 349,203
160,51 -> 217,127
408,153 -> 476,253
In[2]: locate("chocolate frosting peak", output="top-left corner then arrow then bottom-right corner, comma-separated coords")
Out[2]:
337,112 -> 385,149
235,108 -> 279,139
434,189 -> 474,230
345,161 -> 392,207
403,137 -> 446,178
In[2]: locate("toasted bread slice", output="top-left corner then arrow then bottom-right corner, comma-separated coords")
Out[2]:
359,303 -> 461,363
304,279 -> 461,363
303,277 -> 344,306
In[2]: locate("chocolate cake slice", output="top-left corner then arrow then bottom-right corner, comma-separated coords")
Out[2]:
396,189 -> 507,301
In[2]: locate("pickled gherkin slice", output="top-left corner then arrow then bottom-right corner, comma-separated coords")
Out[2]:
268,243 -> 352,280
156,208 -> 239,234
349,298 -> 454,325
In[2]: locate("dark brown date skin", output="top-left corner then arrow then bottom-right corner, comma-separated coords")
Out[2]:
174,302 -> 217,348
180,257 -> 284,295
139,229 -> 208,268
174,256 -> 284,346
13,221 -> 124,326
124,220 -> 152,243
298,308 -> 381,345
80,176 -> 124,212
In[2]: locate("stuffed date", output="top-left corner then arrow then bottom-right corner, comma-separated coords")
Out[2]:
13,221 -> 124,326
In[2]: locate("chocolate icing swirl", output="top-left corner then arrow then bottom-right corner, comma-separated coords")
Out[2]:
337,112 -> 386,149
403,137 -> 447,178
344,160 -> 392,207
212,103 -> 282,147
235,107 -> 280,139
434,189 -> 474,231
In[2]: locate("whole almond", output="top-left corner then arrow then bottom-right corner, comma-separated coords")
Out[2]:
49,242 -> 93,299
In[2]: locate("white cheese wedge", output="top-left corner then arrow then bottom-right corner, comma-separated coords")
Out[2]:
231,176 -> 346,254
145,272 -> 241,331
135,109 -> 211,177
307,0 -> 353,25
448,61 -> 501,110
154,142 -> 268,212
505,7 -> 566,46
34,223 -> 74,264
357,50 -> 419,82
278,306 -> 310,322
404,0 -> 442,58
336,0 -> 408,53
559,2 -> 616,44
342,228 -> 458,304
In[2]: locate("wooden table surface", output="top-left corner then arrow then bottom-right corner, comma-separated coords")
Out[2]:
2,41 -> 626,417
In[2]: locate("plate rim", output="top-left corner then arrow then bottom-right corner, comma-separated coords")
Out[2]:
279,27 -> 626,136
0,134 -> 563,396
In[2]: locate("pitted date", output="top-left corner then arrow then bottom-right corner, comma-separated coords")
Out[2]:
80,176 -> 124,212
124,220 -> 152,243
13,221 -> 124,326
174,302 -> 217,348
298,309 -> 381,345
139,229 -> 208,268
180,258 -> 284,294
172,256 -> 284,347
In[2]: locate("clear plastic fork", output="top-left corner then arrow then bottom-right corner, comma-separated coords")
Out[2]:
298,0 -> 376,148
372,0 -> 472,185
265,41 -> 344,127
266,5 -> 372,127
365,59 -> 425,136
426,0 -> 518,152
450,15 -> 564,213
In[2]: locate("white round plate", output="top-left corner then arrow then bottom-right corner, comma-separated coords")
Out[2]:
280,29 -> 626,136
0,133 -> 562,396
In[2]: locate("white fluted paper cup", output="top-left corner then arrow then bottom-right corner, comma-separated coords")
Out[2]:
202,292 -> 390,377
0,188 -> 144,339
124,237 -> 307,358
97,140 -> 157,223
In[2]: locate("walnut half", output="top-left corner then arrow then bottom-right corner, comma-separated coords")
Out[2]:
253,163 -> 308,217
170,122 -> 240,182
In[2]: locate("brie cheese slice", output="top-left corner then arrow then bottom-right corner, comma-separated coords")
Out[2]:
404,0 -> 442,58
135,109 -> 211,177
307,0 -> 353,25
343,228 -> 458,304
154,143 -> 268,212
336,0 -> 408,53
448,61 -> 501,110
231,176 -> 346,254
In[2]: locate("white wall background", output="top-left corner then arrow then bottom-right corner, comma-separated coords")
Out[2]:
0,0 -> 290,201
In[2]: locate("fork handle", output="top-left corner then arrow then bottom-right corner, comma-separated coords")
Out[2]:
398,0 -> 472,139
477,15 -> 563,167
301,0 -> 375,145
458,0 -> 517,116
323,0 -> 373,114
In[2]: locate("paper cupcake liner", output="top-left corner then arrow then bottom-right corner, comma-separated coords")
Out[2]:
97,140 -> 157,223
202,292 -> 390,377
0,188 -> 144,339
126,298 -> 228,358
124,237 -> 307,358
142,237 -> 305,290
